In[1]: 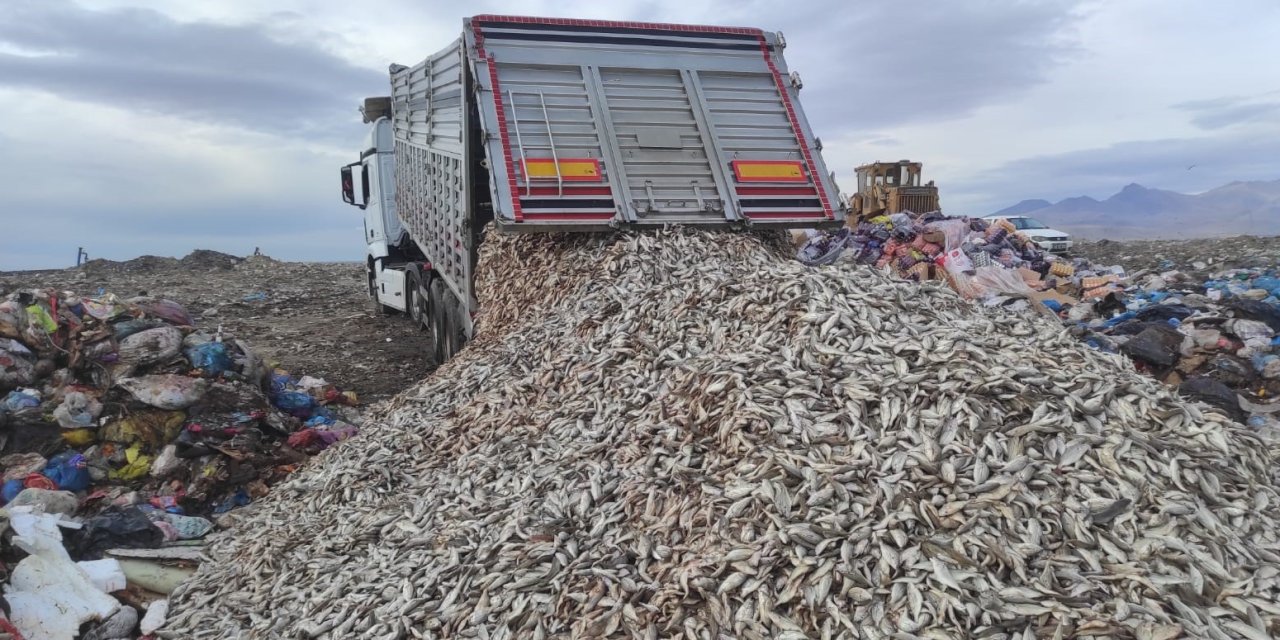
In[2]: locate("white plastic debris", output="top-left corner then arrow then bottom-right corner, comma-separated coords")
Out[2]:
117,374 -> 209,410
3,507 -> 120,640
79,558 -> 128,593
140,599 -> 169,635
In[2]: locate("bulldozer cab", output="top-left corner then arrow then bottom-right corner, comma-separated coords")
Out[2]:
850,160 -> 939,223
856,161 -> 922,191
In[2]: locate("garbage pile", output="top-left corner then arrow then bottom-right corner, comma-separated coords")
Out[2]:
796,216 -> 1280,431
1,288 -> 359,639
166,229 -> 1280,638
1070,267 -> 1280,432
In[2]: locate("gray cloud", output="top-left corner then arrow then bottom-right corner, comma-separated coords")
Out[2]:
0,0 -> 384,135
1175,94 -> 1280,130
730,0 -> 1088,131
953,132 -> 1280,214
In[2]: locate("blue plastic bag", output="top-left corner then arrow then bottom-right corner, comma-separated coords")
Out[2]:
213,488 -> 252,514
272,391 -> 315,418
269,373 -> 292,395
304,412 -> 336,428
1254,276 -> 1280,293
1102,311 -> 1137,329
43,451 -> 92,492
3,390 -> 40,412
185,342 -> 232,377
2,479 -> 24,504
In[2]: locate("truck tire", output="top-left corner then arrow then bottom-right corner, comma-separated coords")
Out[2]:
430,279 -> 468,363
429,278 -> 449,365
407,270 -> 431,331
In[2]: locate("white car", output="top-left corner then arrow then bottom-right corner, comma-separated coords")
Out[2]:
983,216 -> 1073,253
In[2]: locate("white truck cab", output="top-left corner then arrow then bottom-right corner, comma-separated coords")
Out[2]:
341,116 -> 412,314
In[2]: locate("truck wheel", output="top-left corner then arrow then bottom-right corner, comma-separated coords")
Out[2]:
407,270 -> 431,331
441,291 -> 466,360
429,278 -> 449,365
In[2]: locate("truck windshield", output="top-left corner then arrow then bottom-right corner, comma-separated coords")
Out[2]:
1017,218 -> 1048,230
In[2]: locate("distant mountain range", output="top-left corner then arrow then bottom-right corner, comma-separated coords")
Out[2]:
991,179 -> 1280,240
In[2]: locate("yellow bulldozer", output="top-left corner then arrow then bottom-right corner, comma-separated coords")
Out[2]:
849,160 -> 940,222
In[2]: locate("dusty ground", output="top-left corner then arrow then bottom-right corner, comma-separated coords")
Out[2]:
0,251 -> 436,403
1074,234 -> 1280,276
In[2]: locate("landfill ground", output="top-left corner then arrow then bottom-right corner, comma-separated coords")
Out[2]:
1074,234 -> 1280,278
0,251 -> 436,404
3,238 -> 1276,408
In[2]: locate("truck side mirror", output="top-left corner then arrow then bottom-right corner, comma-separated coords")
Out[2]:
341,165 -> 357,206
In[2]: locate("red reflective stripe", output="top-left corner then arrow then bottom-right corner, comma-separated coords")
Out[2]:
520,212 -> 616,222
472,15 -> 763,36
735,186 -> 818,196
756,37 -> 834,220
523,186 -> 614,196
743,211 -> 829,220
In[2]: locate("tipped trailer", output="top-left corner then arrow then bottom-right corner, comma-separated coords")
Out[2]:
341,15 -> 846,363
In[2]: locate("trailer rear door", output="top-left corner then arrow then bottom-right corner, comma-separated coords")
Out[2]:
465,16 -> 844,230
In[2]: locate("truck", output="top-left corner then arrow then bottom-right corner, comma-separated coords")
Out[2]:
848,160 -> 940,222
341,15 -> 846,364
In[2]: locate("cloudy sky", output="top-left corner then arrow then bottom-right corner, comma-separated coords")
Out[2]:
2,0 -> 1278,269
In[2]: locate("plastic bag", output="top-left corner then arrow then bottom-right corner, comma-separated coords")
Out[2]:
4,389 -> 42,419
69,506 -> 164,560
82,604 -> 138,640
0,348 -> 36,389
141,299 -> 194,326
100,410 -> 186,448
117,326 -> 184,371
2,452 -> 49,482
118,375 -> 209,410
1122,326 -> 1184,368
0,336 -> 33,356
25,304 -> 58,333
80,294 -> 129,321
150,512 -> 213,539
2,478 -> 25,503
53,391 -> 104,429
110,318 -> 160,341
43,451 -> 92,492
0,300 -> 28,339
970,266 -> 1035,298
185,341 -> 232,377
150,444 -> 183,478
110,443 -> 153,481
8,488 -> 79,515
62,428 -> 98,447
923,219 -> 970,251
272,390 -> 315,418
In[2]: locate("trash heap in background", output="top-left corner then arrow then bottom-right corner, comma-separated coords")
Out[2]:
798,212 -> 1077,309
796,214 -> 1280,431
0,288 -> 359,639
1071,268 -> 1280,431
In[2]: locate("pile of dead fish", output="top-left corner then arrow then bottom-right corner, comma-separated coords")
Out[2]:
167,229 -> 1279,639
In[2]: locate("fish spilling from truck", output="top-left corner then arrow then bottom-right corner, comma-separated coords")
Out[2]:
340,15 -> 846,362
